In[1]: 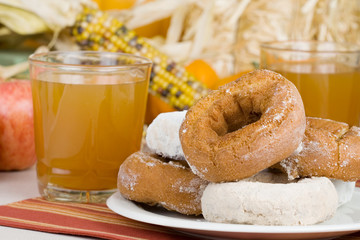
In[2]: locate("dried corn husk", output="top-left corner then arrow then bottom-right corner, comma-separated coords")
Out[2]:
109,0 -> 360,77
109,0 -> 245,78
0,0 -> 96,78
3,0 -> 358,79
0,0 -> 96,34
0,2 -> 48,35
235,0 -> 360,72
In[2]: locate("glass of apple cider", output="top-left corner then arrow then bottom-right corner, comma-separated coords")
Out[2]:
260,41 -> 360,127
28,51 -> 152,203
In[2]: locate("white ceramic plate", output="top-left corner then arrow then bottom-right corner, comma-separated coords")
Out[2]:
107,189 -> 360,240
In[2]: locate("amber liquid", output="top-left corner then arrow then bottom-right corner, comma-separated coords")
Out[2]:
272,63 -> 360,126
32,72 -> 148,191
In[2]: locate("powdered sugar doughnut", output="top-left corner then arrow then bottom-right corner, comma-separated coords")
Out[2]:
180,70 -> 306,182
201,171 -> 338,225
146,111 -> 186,160
118,151 -> 208,215
278,117 -> 360,181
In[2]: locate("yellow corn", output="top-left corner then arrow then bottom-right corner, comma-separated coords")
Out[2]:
72,8 -> 209,110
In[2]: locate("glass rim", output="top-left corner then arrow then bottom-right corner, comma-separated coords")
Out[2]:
28,51 -> 152,69
260,40 -> 360,54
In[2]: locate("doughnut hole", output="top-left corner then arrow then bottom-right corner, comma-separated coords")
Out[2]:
208,94 -> 263,137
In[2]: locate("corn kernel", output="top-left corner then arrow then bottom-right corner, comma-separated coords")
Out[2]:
73,8 -> 209,110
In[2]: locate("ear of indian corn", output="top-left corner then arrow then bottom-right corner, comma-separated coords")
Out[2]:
72,7 -> 209,110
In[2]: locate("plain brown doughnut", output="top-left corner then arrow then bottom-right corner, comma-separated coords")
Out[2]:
117,151 -> 208,215
180,69 -> 306,182
278,117 -> 360,181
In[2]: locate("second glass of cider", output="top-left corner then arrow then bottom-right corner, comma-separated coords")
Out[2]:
260,41 -> 360,127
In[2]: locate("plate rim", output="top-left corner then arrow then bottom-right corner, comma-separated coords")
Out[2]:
107,189 -> 360,235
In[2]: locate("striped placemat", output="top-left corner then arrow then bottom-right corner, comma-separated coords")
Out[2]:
0,197 -> 201,240
0,183 -> 359,240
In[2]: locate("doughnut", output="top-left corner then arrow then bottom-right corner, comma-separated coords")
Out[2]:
146,111 -> 186,160
180,69 -> 306,182
201,170 -> 338,225
117,151 -> 208,215
277,117 -> 360,181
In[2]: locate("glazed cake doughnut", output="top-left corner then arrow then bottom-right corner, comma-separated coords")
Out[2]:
146,111 -> 186,160
180,69 -> 306,182
278,117 -> 360,181
117,151 -> 208,215
201,171 -> 338,225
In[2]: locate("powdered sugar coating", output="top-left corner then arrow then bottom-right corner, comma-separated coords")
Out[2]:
352,126 -> 360,136
294,142 -> 304,154
118,166 -> 139,191
201,171 -> 338,226
146,111 -> 187,160
278,117 -> 360,181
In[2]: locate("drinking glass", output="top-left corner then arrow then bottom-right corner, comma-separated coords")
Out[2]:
29,51 -> 152,203
260,41 -> 360,126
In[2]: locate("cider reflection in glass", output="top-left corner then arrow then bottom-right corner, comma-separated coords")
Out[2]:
260,41 -> 360,126
29,51 -> 152,203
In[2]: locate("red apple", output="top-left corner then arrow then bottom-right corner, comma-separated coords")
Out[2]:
0,80 -> 36,170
